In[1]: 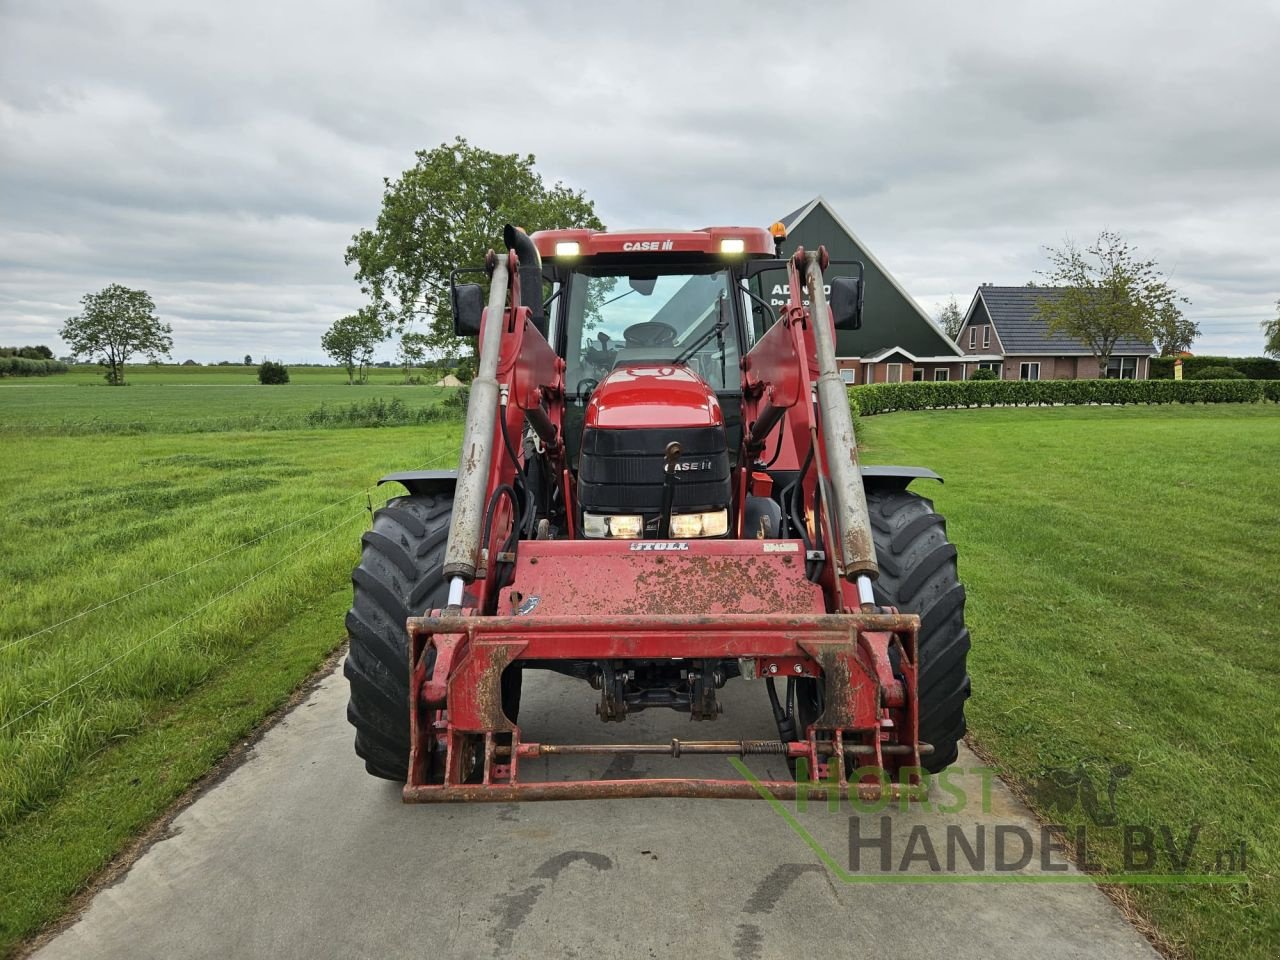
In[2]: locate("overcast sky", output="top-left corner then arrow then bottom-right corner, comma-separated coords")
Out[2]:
2,0 -> 1278,362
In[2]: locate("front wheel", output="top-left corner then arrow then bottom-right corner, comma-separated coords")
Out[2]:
782,486 -> 971,774
344,492 -> 521,781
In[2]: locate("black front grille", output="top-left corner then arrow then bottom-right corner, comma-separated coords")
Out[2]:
579,425 -> 731,517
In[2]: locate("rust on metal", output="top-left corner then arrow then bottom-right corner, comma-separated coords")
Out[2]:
404,778 -> 913,803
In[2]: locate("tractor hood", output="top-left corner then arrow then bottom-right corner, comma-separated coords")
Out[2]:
584,364 -> 723,430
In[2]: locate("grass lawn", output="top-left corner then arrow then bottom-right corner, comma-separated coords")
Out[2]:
857,404 -> 1279,959
0,420 -> 463,952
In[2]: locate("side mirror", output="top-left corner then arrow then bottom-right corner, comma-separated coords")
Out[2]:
829,276 -> 863,330
451,282 -> 484,336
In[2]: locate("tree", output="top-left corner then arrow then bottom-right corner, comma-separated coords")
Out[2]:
258,360 -> 290,384
321,309 -> 383,384
1263,301 -> 1280,358
1035,232 -> 1185,376
244,354 -> 253,366
937,296 -> 964,341
60,284 -> 172,385
345,136 -> 603,361
1152,301 -> 1200,357
396,330 -> 430,382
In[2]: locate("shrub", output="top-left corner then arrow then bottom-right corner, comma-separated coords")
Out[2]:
1264,381 -> 1280,403
443,386 -> 470,412
1189,365 -> 1245,380
1150,355 -> 1280,380
969,368 -> 999,381
257,360 -> 290,384
304,394 -> 468,428
0,356 -> 69,377
849,377 -> 1264,417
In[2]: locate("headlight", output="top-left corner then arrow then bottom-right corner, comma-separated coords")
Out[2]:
582,513 -> 644,539
719,238 -> 746,254
669,509 -> 729,539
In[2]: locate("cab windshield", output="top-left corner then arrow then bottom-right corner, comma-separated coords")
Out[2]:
563,268 -> 740,395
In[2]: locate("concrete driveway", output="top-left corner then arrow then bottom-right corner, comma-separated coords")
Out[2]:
34,661 -> 1158,960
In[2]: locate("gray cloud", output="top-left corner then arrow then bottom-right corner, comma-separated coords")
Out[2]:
2,0 -> 1278,361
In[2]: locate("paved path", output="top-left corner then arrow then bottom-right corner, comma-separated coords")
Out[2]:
35,663 -> 1158,960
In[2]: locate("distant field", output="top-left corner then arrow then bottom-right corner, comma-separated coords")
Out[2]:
7,362 -> 442,386
0,366 -> 455,434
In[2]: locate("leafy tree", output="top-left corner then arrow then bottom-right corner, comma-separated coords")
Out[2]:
321,309 -> 384,384
1152,301 -> 1199,357
937,296 -> 964,340
60,284 -> 172,385
244,354 -> 253,365
345,136 -> 603,361
1264,301 -> 1280,359
396,330 -> 430,382
258,360 -> 290,384
1036,232 -> 1185,377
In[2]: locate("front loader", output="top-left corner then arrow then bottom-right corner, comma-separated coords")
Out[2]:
344,221 -> 971,801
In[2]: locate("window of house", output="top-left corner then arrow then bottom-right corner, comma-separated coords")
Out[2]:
934,368 -> 949,381
1019,362 -> 1040,381
982,326 -> 991,349
977,361 -> 1002,379
968,327 -> 977,349
886,363 -> 903,383
1105,356 -> 1138,379
840,368 -> 856,385
912,368 -> 925,381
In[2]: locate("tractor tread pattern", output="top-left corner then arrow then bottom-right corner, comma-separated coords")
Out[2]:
866,488 -> 971,772
344,494 -> 454,780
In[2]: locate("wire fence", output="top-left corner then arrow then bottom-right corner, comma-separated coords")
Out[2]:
1,448 -> 458,735
0,450 -> 454,656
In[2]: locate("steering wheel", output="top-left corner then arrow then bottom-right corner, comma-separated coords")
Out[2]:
623,321 -> 678,347
575,378 -> 600,402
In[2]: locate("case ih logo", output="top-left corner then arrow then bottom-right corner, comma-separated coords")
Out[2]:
674,460 -> 713,472
629,542 -> 689,551
621,240 -> 675,251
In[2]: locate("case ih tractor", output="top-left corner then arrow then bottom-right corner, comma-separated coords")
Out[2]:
344,222 -> 970,801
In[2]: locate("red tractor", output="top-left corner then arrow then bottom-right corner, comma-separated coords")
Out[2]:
344,222 -> 970,801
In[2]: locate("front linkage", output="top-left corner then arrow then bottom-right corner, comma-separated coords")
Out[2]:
405,608 -> 923,802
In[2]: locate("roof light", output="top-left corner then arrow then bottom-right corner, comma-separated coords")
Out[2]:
769,221 -> 787,239
554,241 -> 581,257
720,238 -> 746,255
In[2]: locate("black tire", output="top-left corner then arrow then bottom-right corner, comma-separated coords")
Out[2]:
343,493 -> 521,781
786,486 -> 970,774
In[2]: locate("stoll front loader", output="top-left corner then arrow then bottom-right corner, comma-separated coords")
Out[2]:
344,221 -> 970,801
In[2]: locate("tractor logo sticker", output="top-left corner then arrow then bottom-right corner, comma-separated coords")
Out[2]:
763,542 -> 800,553
629,542 -> 689,551
515,595 -> 541,616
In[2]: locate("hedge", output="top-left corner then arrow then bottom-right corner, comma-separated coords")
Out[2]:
0,357 -> 69,377
850,378 -> 1271,416
1150,355 -> 1280,380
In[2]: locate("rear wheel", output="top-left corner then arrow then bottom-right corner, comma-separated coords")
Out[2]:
782,486 -> 971,774
344,493 -> 521,781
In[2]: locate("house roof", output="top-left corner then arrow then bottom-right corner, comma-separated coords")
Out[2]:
778,197 -> 963,359
975,286 -> 1156,356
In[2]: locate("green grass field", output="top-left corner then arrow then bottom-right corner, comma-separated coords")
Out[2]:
0,377 -> 1276,958
858,404 -> 1279,958
0,364 -> 454,434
